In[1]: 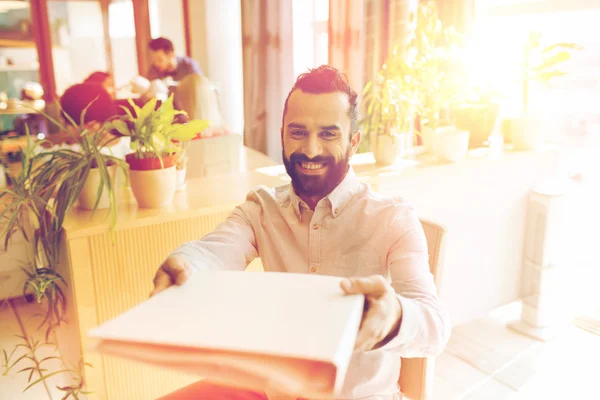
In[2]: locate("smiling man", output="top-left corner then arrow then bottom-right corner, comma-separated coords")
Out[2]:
153,65 -> 451,400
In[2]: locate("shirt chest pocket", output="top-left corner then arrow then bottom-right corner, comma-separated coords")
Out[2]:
333,250 -> 385,277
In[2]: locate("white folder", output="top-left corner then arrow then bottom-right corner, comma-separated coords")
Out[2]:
88,270 -> 365,398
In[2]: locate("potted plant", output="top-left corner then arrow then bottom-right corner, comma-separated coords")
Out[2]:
454,84 -> 501,149
105,95 -> 208,208
0,133 -> 97,396
37,102 -> 128,218
505,31 -> 581,150
361,50 -> 419,166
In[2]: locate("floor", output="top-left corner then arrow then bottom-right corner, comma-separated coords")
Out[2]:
0,298 -> 65,400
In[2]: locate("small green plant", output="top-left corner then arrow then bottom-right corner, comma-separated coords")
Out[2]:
22,267 -> 68,341
106,94 -> 209,163
1,335 -> 59,395
522,31 -> 582,113
2,334 -> 92,399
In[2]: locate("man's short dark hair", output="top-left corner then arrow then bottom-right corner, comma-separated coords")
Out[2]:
84,71 -> 111,84
282,65 -> 358,136
60,84 -> 117,124
149,37 -> 174,53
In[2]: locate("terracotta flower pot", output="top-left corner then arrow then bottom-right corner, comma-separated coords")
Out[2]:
125,153 -> 177,171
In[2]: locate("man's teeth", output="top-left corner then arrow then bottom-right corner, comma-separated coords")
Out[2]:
301,162 -> 324,170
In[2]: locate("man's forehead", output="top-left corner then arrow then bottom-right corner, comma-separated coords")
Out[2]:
284,89 -> 351,124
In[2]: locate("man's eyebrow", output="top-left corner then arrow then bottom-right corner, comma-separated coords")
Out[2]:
320,125 -> 341,131
287,123 -> 306,129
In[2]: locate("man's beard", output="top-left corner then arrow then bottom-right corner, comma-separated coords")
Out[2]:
283,148 -> 351,198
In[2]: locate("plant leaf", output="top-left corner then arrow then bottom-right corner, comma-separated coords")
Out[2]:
23,369 -> 72,392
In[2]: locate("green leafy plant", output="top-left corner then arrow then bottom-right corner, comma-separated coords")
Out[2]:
36,99 -> 128,230
22,267 -> 68,341
106,94 -> 209,163
2,334 -> 92,399
360,50 -> 419,152
522,31 -> 582,113
0,99 -> 127,397
1,335 -> 59,395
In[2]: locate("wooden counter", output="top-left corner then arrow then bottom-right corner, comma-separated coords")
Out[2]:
53,146 -> 561,399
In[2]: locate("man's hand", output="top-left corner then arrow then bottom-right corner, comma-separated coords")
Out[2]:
150,255 -> 192,297
341,275 -> 403,352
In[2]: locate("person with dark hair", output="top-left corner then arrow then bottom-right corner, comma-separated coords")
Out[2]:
84,71 -> 115,99
47,83 -> 124,150
147,37 -> 202,82
152,65 -> 450,400
60,83 -> 117,124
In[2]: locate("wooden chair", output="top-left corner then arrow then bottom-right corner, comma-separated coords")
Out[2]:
399,220 -> 447,400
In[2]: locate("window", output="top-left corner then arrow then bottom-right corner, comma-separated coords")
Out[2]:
109,0 -> 138,88
292,0 -> 329,78
47,1 -> 109,94
472,0 -> 600,151
149,0 -> 185,54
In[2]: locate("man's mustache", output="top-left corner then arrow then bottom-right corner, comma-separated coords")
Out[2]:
289,153 -> 333,164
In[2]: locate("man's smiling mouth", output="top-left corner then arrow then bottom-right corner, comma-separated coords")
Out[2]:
299,162 -> 326,170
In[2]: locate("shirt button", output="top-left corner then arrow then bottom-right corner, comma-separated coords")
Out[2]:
309,266 -> 317,273
334,208 -> 339,215
312,224 -> 319,230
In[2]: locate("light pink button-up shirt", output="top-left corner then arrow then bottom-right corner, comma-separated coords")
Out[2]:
171,167 -> 451,400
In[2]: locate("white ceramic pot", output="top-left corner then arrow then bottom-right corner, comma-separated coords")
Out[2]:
432,129 -> 470,163
176,166 -> 187,192
374,134 -> 406,166
78,165 -> 117,210
421,125 -> 455,153
129,166 -> 177,208
509,113 -> 542,150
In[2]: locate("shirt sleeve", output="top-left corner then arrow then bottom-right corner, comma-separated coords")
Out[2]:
186,57 -> 203,76
376,202 -> 451,357
168,200 -> 259,272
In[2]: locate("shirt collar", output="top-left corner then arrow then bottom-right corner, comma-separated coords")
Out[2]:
326,167 -> 361,218
284,167 -> 361,221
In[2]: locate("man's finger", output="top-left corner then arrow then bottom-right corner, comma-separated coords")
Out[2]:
354,318 -> 386,351
353,305 -> 387,351
150,269 -> 172,297
162,260 -> 191,286
341,275 -> 388,296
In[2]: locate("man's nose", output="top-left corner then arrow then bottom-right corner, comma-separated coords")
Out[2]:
302,135 -> 322,159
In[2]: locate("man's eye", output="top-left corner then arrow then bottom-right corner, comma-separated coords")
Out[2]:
290,130 -> 307,137
320,131 -> 336,138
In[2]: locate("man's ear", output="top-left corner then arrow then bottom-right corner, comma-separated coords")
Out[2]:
350,131 -> 361,156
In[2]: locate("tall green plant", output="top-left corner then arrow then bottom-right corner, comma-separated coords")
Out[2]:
0,99 -> 128,396
360,50 -> 419,153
